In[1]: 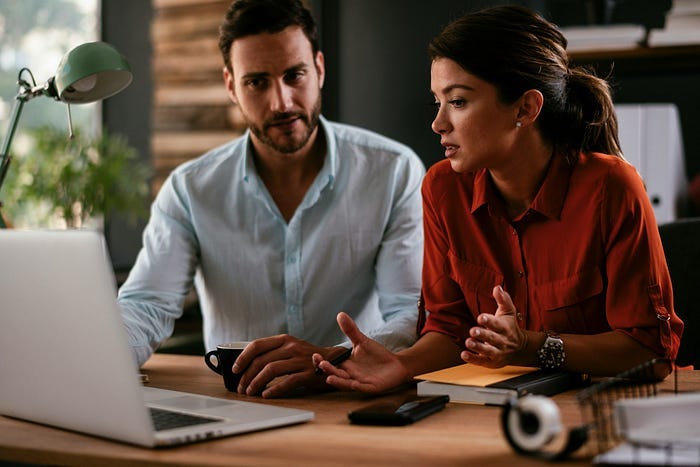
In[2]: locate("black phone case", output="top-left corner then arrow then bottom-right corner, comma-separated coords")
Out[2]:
348,395 -> 450,426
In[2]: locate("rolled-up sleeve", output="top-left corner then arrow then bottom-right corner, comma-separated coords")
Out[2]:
365,149 -> 425,351
117,175 -> 199,366
601,164 -> 683,360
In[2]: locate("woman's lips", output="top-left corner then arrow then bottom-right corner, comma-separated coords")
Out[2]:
442,144 -> 458,158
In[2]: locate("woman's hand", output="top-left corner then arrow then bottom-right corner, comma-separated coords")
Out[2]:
462,285 -> 529,367
312,312 -> 411,393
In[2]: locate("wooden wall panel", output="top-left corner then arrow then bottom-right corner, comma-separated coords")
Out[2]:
150,0 -> 243,195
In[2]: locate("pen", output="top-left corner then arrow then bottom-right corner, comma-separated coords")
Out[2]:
315,347 -> 352,375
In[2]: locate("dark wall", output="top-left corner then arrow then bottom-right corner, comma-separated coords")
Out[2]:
317,0 -> 510,168
101,0 -> 699,269
102,0 -> 152,270
316,0 -> 700,187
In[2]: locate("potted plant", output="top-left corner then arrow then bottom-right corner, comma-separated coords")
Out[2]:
2,126 -> 151,229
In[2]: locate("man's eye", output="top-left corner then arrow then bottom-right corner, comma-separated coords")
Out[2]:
245,78 -> 266,89
285,71 -> 304,83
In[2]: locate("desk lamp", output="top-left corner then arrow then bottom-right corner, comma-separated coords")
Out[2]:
0,41 -> 133,228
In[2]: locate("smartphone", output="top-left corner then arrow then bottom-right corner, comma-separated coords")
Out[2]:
348,395 -> 450,426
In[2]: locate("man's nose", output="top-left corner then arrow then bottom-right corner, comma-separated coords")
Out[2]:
270,81 -> 293,112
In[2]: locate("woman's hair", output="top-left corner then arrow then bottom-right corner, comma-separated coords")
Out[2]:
428,5 -> 622,160
219,0 -> 319,73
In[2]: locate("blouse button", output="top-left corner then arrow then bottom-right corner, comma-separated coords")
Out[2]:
518,270 -> 525,278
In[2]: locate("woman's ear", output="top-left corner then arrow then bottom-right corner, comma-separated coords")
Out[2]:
516,89 -> 544,127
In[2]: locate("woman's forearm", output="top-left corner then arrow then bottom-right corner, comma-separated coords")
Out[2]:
396,331 -> 465,379
517,329 -> 665,377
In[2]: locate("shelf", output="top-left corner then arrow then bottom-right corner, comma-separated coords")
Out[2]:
569,44 -> 700,74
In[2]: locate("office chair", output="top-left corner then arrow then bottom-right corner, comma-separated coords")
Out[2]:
658,218 -> 700,369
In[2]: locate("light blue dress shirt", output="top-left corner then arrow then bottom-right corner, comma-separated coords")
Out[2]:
118,116 -> 425,366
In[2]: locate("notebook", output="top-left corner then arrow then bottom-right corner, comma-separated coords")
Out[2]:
416,363 -> 583,405
0,229 -> 314,447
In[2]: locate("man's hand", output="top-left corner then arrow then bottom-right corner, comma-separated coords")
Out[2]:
233,334 -> 344,398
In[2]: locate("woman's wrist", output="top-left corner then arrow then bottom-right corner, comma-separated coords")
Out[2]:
395,332 -> 464,381
395,352 -> 418,384
515,330 -> 547,366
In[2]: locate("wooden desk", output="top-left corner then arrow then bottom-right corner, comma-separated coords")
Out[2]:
1,354 -> 697,467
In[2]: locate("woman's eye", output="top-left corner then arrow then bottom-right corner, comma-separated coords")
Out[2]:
449,98 -> 466,108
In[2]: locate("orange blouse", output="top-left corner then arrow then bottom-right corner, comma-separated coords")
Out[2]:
419,152 -> 683,360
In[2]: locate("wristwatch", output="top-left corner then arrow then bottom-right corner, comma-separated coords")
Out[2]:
537,331 -> 565,370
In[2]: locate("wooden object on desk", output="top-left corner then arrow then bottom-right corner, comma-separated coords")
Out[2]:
0,354 -> 697,467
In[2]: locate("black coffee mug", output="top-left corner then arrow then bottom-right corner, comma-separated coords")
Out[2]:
204,342 -> 249,392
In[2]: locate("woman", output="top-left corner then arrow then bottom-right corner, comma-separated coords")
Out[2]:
313,5 -> 683,393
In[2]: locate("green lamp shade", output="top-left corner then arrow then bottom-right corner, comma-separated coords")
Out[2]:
54,41 -> 133,104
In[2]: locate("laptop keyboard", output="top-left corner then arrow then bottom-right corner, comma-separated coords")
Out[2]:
149,407 -> 220,431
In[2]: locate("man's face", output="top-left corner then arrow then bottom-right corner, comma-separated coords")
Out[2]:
224,26 -> 325,156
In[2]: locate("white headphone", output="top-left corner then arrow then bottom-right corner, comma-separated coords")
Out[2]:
501,395 -> 589,460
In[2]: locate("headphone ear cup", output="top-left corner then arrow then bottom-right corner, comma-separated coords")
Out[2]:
501,395 -> 563,455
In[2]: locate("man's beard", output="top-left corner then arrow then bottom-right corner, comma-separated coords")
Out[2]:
247,95 -> 322,154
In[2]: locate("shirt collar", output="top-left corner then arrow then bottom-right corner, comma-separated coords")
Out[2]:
471,152 -> 573,220
472,170 -> 490,214
317,115 -> 337,190
240,115 -> 337,191
529,152 -> 571,220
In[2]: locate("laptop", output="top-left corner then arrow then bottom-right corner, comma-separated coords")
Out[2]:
0,229 -> 313,447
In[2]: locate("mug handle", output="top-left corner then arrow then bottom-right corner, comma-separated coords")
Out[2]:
204,350 -> 222,375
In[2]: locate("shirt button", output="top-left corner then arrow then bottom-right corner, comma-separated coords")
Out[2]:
289,256 -> 297,264
511,229 -> 517,236
518,271 -> 524,278
516,312 -> 523,321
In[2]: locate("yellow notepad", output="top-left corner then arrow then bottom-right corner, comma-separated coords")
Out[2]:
416,364 -> 579,405
416,364 -> 535,386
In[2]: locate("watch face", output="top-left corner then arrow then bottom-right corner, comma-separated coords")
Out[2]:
538,335 -> 565,370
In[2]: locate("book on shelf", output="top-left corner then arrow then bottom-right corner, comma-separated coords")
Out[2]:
415,364 -> 583,406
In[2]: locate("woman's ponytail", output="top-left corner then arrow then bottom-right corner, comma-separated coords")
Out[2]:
564,67 -> 622,158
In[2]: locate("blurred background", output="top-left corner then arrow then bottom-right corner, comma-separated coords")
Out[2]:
1,0 -> 699,273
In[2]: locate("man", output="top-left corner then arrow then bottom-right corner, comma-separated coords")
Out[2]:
118,0 -> 425,398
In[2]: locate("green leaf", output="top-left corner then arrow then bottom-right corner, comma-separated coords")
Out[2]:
1,125 -> 151,228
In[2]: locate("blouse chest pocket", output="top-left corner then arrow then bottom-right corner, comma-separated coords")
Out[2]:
532,268 -> 606,333
446,252 -> 504,316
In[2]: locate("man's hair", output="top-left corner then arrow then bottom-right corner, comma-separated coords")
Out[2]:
219,0 -> 319,72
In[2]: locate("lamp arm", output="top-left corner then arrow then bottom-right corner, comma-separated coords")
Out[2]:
0,71 -> 55,194
0,70 -> 57,228
0,95 -> 27,195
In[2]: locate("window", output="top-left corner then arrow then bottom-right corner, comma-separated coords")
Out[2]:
0,0 -> 99,227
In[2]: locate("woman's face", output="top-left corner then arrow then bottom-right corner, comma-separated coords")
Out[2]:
430,58 -> 520,173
